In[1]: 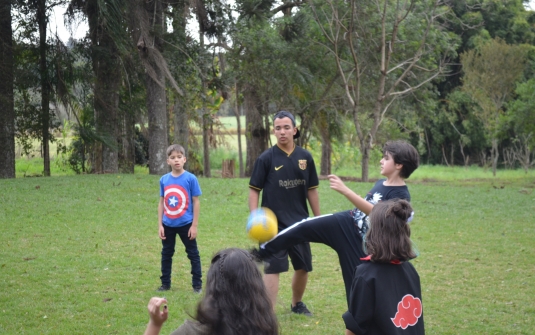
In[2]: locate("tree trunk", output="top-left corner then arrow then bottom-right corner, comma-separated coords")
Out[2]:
361,140 -> 371,182
221,159 -> 235,178
244,87 -> 268,176
202,110 -> 211,177
87,0 -> 121,173
173,97 -> 189,154
491,138 -> 499,177
320,127 -> 331,176
37,0 -> 50,176
118,111 -> 134,173
144,0 -> 168,175
0,0 -> 15,178
94,55 -> 120,173
199,33 -> 211,177
146,66 -> 168,175
235,84 -> 244,177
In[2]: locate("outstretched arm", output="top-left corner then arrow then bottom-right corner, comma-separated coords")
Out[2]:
328,175 -> 373,215
144,297 -> 168,335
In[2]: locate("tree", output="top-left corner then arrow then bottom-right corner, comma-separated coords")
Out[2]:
87,0 -> 122,173
37,0 -> 54,176
227,20 -> 284,176
11,0 -> 68,177
276,9 -> 344,174
0,0 -> 15,178
228,1 -> 325,176
461,38 -> 529,175
506,78 -> 535,172
308,0 -> 458,181
165,0 -> 200,171
135,0 -> 185,175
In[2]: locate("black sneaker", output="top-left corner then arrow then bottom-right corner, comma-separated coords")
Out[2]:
193,286 -> 202,294
157,285 -> 170,291
249,247 -> 268,262
291,302 -> 313,316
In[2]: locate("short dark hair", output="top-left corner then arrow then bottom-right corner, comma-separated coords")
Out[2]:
273,111 -> 300,139
365,199 -> 417,263
166,144 -> 185,157
383,140 -> 419,179
195,248 -> 279,335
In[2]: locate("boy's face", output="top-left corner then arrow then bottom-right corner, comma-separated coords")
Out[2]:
380,152 -> 402,177
273,117 -> 296,146
167,151 -> 186,173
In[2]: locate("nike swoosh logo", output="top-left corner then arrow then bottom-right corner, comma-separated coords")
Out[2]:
275,165 -> 283,171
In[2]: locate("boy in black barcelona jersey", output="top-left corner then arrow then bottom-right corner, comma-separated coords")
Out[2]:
249,111 -> 321,316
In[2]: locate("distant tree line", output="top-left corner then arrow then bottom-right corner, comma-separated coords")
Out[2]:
1,0 -> 534,180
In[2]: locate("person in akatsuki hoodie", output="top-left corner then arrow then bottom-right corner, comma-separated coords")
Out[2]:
343,199 -> 424,335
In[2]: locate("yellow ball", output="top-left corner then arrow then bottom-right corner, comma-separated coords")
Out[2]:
246,207 -> 278,243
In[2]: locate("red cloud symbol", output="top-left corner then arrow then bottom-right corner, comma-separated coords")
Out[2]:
391,294 -> 422,329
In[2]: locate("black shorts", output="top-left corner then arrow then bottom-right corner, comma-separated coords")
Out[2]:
263,241 -> 313,274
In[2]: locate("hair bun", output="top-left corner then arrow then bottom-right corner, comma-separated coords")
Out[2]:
391,199 -> 413,221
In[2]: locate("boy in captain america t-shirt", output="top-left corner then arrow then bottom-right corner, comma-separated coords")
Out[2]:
157,144 -> 202,293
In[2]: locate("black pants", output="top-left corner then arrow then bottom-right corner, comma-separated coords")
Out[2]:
160,223 -> 202,288
261,210 -> 365,306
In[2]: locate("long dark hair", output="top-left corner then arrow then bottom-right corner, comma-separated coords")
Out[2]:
365,199 -> 417,263
195,248 -> 279,334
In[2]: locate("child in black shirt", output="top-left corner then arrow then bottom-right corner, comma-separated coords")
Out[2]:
256,140 -> 419,306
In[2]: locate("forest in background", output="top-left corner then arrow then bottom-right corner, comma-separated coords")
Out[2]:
1,0 -> 535,180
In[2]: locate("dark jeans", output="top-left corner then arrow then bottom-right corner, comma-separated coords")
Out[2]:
160,223 -> 202,288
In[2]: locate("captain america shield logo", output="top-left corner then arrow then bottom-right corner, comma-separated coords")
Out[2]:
164,185 -> 189,219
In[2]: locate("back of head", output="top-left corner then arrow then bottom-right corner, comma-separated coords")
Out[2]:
196,248 -> 278,335
365,199 -> 416,263
383,140 -> 419,179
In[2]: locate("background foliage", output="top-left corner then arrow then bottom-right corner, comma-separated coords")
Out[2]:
1,0 -> 535,180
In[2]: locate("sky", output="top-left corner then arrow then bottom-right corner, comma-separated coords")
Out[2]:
51,1 -> 535,42
51,5 -> 87,41
51,4 -> 197,42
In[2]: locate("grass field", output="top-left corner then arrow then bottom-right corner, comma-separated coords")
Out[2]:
1,172 -> 534,334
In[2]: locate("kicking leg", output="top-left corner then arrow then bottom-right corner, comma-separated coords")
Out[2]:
262,211 -> 365,306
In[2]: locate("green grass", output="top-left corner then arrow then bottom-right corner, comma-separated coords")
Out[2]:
1,173 -> 534,334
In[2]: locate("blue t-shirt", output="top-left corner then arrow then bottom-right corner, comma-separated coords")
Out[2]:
160,171 -> 202,227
